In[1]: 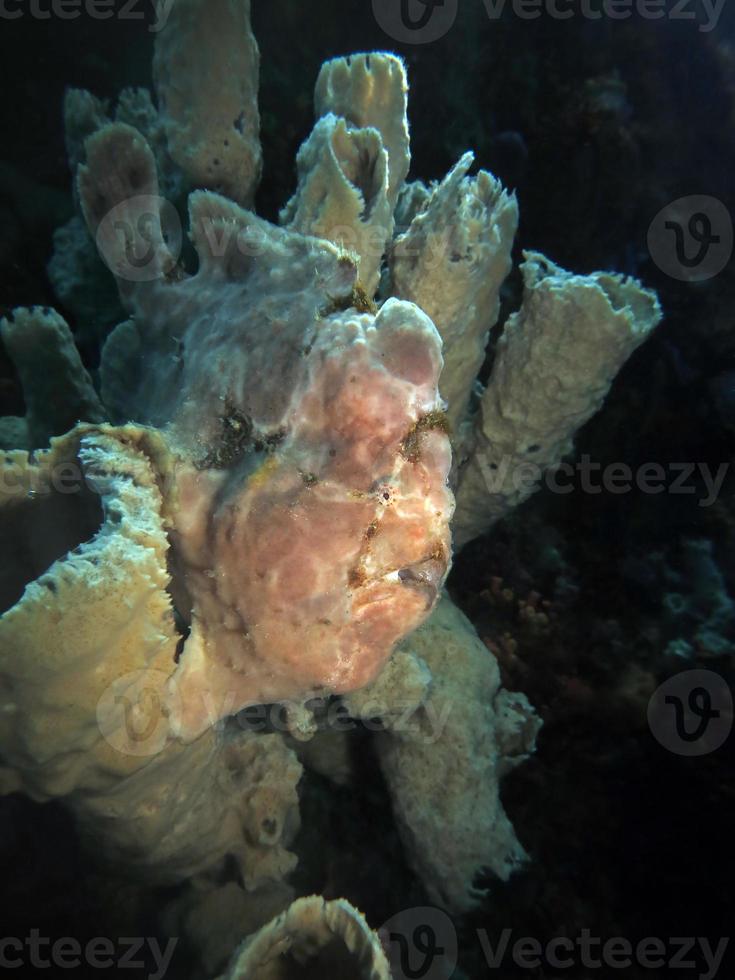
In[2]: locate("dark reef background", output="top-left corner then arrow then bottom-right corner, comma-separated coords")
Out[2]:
0,1 -> 734,977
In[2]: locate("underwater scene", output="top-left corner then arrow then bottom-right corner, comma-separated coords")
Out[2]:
0,0 -> 733,977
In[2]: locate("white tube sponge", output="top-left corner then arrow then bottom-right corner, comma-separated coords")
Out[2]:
348,595 -> 541,912
152,0 -> 261,206
77,122 -> 177,295
315,52 -> 410,209
0,425 -> 302,891
279,114 -> 392,296
285,52 -> 410,296
72,727 -> 301,891
453,251 -> 663,546
0,306 -> 106,447
389,153 -> 519,429
0,425 -> 178,798
222,895 -> 391,980
63,87 -> 109,176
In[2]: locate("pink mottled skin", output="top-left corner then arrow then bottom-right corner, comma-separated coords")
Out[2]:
167,309 -> 453,739
76,124 -> 453,739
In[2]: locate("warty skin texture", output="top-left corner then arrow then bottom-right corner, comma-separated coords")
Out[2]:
77,126 -> 454,740
166,296 -> 453,739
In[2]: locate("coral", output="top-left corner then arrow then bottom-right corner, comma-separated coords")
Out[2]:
47,87 -> 183,344
653,538 -> 735,660
0,307 -> 106,450
221,895 -> 391,980
0,426 -> 172,797
453,253 -> 661,545
0,0 -> 663,970
0,424 -> 302,963
152,0 -> 262,206
347,595 -> 541,911
315,53 -> 410,208
388,151 -> 518,431
280,112 -> 392,296
280,52 -> 411,297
